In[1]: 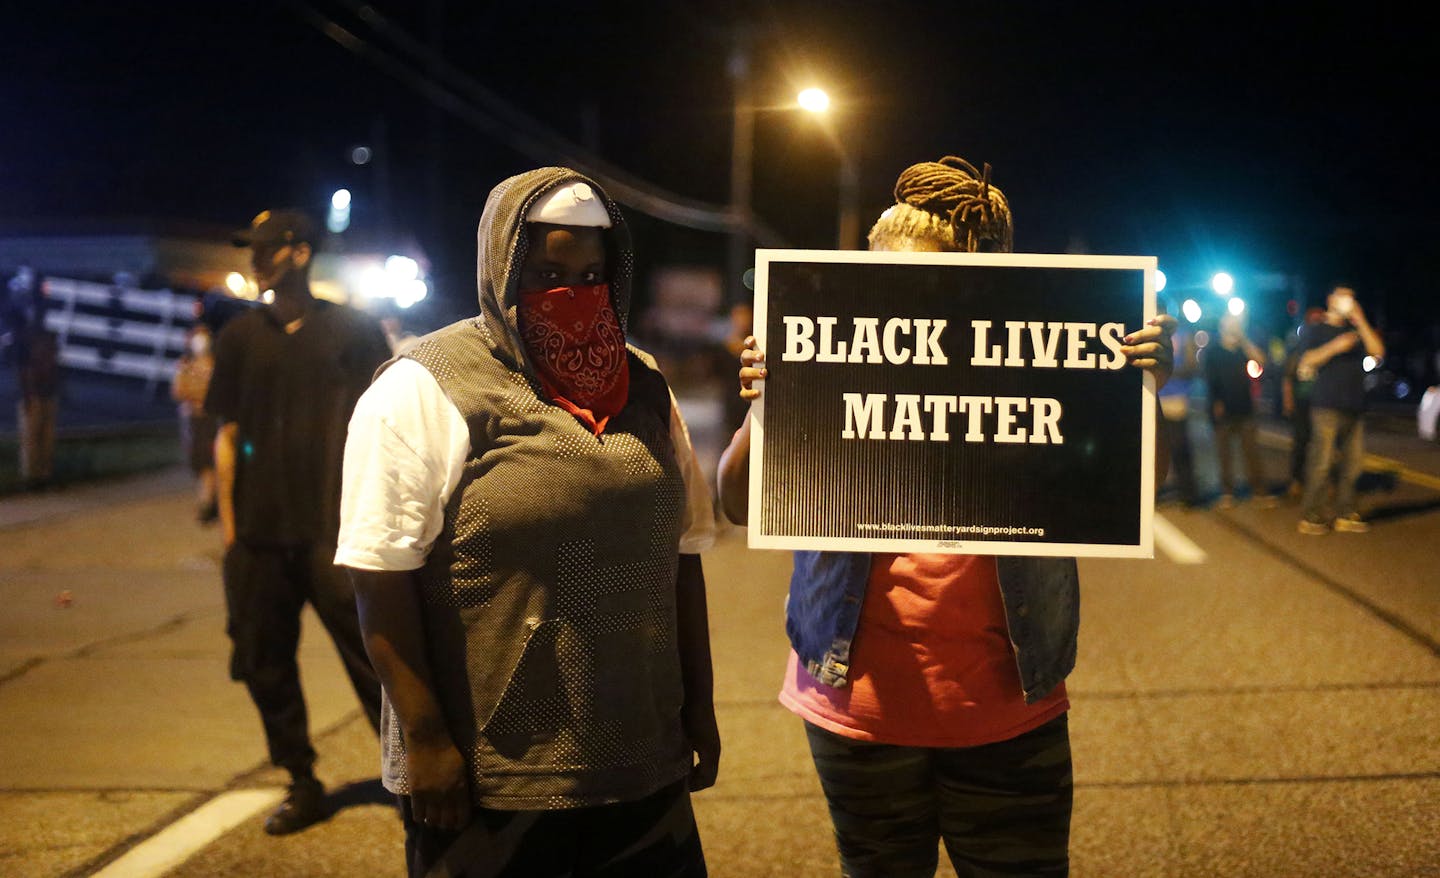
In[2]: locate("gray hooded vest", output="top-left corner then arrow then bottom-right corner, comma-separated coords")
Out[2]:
377,168 -> 689,809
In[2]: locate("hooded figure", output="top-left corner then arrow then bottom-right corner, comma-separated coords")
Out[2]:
337,168 -> 717,877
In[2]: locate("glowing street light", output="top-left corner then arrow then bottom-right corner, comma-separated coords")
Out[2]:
1228,297 -> 1246,316
328,188 -> 353,234
1181,299 -> 1203,323
385,255 -> 419,280
348,255 -> 429,309
1211,271 -> 1234,297
1154,269 -> 1167,293
797,87 -> 831,113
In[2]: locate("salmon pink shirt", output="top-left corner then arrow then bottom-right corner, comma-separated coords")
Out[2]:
780,552 -> 1068,748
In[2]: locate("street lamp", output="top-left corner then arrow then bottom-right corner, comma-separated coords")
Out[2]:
796,87 -> 861,251
797,87 -> 830,113
726,46 -> 862,304
328,188 -> 352,234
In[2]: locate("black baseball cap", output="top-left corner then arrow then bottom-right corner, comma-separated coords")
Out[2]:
231,208 -> 320,250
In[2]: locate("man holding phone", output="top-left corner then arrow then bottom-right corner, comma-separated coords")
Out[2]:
1294,285 -> 1386,534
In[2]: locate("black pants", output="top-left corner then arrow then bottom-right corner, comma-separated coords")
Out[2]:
1213,413 -> 1265,497
1289,398 -> 1312,485
400,781 -> 707,878
222,541 -> 382,774
1162,413 -> 1198,504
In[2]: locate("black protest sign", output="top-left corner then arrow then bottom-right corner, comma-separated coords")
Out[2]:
749,250 -> 1156,558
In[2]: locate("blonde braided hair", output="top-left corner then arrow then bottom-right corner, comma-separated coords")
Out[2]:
868,155 -> 1013,253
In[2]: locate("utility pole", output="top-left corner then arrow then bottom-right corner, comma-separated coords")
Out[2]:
797,87 -> 861,250
726,28 -> 754,308
838,151 -> 860,251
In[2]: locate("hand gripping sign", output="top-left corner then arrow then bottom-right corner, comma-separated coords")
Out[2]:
748,249 -> 1157,558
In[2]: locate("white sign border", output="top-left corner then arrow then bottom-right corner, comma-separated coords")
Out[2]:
748,248 -> 1157,559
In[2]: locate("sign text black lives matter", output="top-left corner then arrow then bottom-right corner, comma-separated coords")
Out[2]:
748,250 -> 1156,558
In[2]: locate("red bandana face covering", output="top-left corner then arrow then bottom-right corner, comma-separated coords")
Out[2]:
518,283 -> 629,435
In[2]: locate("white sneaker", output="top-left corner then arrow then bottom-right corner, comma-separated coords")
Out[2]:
1297,519 -> 1329,536
1333,514 -> 1370,533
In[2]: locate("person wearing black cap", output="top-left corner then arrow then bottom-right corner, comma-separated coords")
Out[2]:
205,208 -> 391,835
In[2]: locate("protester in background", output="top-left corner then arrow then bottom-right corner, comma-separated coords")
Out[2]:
1157,315 -> 1200,506
336,169 -> 718,878
1296,285 -> 1386,534
171,300 -> 218,523
206,208 -> 388,835
14,271 -> 60,491
1281,306 -> 1328,499
1203,313 -> 1275,508
1,266 -> 35,360
716,156 -> 1174,877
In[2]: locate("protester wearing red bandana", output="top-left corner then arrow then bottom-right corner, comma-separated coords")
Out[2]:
518,282 -> 628,433
514,180 -> 632,434
336,170 -> 718,878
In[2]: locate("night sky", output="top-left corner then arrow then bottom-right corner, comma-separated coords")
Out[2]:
4,1 -> 1435,340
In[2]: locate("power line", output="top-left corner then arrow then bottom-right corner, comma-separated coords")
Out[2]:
288,0 -> 787,246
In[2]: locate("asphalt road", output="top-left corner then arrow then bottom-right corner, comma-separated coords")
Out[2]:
1,407 -> 1437,877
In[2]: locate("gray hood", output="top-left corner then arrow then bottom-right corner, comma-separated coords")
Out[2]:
474,167 -> 635,371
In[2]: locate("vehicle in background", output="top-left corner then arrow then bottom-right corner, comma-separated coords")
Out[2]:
1419,385 -> 1440,442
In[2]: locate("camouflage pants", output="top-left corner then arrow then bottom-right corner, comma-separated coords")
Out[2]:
805,713 -> 1072,877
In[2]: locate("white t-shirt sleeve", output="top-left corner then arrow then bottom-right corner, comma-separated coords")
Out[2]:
335,358 -> 469,571
671,389 -> 717,555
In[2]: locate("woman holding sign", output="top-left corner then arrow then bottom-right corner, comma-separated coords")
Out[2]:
718,156 -> 1174,877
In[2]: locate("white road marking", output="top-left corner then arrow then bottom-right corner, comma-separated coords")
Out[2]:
1154,512 -> 1207,564
92,788 -> 284,878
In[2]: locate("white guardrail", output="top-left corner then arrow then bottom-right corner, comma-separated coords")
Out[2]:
41,277 -> 195,389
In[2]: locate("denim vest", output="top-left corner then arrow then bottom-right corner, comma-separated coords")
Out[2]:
786,551 -> 1080,704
